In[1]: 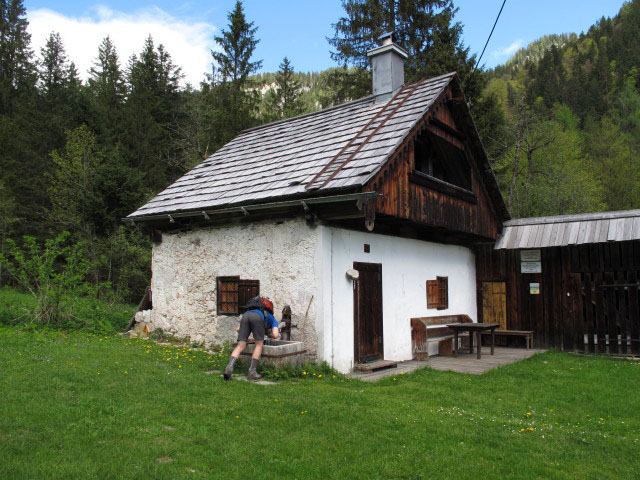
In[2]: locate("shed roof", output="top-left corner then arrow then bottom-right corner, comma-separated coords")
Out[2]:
494,209 -> 640,249
128,72 -> 457,219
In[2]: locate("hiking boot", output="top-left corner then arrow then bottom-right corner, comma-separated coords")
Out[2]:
247,370 -> 263,381
223,356 -> 237,381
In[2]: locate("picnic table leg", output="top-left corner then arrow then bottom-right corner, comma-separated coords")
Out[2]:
469,330 -> 473,354
491,328 -> 495,355
476,330 -> 481,359
454,331 -> 458,357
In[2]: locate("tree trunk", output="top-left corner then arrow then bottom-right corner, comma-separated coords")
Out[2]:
507,139 -> 521,211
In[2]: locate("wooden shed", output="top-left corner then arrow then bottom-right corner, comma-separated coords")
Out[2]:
475,210 -> 640,354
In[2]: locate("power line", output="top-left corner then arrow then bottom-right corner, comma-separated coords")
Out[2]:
473,0 -> 508,72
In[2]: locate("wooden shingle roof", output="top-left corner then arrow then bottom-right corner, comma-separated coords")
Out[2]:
495,209 -> 640,249
128,73 -> 457,219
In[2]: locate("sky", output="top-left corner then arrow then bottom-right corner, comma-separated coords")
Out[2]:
24,0 -> 627,86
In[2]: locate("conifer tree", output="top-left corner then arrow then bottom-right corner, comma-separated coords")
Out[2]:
0,0 -> 34,114
89,37 -> 125,112
208,0 -> 262,143
264,57 -> 305,121
329,0 -> 483,99
212,0 -> 262,87
38,32 -> 70,96
36,32 -> 87,155
88,36 -> 125,143
123,36 -> 183,189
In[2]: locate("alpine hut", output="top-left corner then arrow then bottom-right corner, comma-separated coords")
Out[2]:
126,32 -> 509,373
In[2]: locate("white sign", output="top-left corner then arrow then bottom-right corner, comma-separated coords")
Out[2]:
521,262 -> 542,274
520,250 -> 541,262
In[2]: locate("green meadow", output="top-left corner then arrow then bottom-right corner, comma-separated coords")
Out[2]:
1,325 -> 639,479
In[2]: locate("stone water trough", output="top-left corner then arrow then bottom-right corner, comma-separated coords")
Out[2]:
241,339 -> 306,368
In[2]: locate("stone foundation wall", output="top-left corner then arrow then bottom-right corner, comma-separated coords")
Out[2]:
146,218 -> 320,356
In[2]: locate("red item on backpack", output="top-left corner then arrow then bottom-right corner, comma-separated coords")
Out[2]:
260,297 -> 274,314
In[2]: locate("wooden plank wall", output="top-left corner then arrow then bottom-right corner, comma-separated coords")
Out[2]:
475,241 -> 640,354
373,99 -> 502,240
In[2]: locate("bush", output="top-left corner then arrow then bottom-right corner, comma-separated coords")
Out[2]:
0,232 -> 110,324
0,232 -> 135,333
0,287 -> 134,334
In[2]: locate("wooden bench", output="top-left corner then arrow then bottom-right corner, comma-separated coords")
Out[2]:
411,314 -> 472,359
482,330 -> 534,349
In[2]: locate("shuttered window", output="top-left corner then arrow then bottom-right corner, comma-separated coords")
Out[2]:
426,276 -> 448,310
217,276 -> 260,315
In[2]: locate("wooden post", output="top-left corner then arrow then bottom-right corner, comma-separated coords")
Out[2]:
491,327 -> 495,355
453,331 -> 459,357
126,286 -> 152,331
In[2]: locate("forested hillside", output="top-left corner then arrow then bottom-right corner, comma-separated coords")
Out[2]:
1,0 -> 639,305
485,0 -> 640,218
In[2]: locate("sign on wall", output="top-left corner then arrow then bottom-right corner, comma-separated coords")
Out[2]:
530,283 -> 540,295
520,250 -> 541,262
521,262 -> 542,273
520,249 -> 542,273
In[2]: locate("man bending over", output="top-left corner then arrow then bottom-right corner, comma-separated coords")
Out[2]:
223,296 -> 279,381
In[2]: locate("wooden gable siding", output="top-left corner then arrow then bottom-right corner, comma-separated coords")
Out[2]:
366,85 -> 501,240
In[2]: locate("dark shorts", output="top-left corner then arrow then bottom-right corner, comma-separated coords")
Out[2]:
237,310 -> 265,342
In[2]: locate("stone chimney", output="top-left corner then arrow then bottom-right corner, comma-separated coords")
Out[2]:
367,31 -> 408,102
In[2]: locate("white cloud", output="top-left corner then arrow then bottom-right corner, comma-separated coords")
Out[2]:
27,6 -> 217,86
492,40 -> 524,59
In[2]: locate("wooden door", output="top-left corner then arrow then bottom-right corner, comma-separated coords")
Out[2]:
482,282 -> 507,329
353,262 -> 383,363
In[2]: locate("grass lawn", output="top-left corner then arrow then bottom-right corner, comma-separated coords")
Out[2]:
1,327 -> 639,479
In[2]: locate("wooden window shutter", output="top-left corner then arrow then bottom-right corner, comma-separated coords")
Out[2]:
426,280 -> 439,309
437,276 -> 448,310
238,280 -> 260,313
217,276 -> 239,314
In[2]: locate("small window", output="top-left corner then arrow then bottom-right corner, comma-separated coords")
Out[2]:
217,276 -> 260,315
426,276 -> 448,310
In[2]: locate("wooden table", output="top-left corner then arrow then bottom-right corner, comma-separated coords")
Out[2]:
446,323 -> 500,359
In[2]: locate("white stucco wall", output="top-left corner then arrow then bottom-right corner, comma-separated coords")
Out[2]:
148,218 -> 321,355
146,217 -> 477,374
319,226 -> 477,373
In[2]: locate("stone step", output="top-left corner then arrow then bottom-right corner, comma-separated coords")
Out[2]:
354,359 -> 398,373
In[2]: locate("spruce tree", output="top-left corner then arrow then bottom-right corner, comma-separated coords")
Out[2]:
123,36 -> 183,190
208,0 -> 262,143
0,0 -> 34,114
329,0 -> 482,99
264,57 -> 305,121
36,32 -> 87,155
212,0 -> 262,87
89,37 -> 125,112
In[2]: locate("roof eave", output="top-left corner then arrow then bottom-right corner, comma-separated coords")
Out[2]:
124,190 -> 382,224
